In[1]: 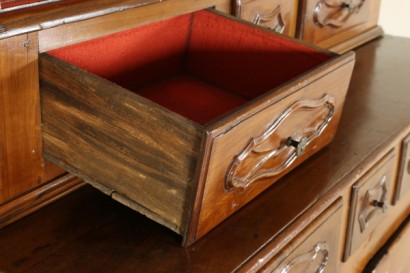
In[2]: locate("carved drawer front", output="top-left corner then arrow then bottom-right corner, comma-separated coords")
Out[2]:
394,134 -> 410,204
39,9 -> 355,246
298,0 -> 381,50
344,150 -> 397,260
234,0 -> 298,36
257,199 -> 343,273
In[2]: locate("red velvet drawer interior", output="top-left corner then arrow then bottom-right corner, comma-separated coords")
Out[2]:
48,10 -> 332,125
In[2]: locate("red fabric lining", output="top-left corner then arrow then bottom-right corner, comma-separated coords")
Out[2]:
186,11 -> 332,98
48,10 -> 332,124
138,74 -> 248,124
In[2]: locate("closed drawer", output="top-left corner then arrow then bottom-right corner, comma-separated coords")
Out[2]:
344,150 -> 397,260
298,0 -> 381,49
39,9 -> 355,246
394,134 -> 410,204
256,199 -> 343,273
233,0 -> 298,36
363,217 -> 410,273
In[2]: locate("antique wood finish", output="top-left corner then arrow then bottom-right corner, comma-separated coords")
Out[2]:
394,134 -> 410,204
0,173 -> 83,229
233,0 -> 297,36
259,199 -> 343,273
0,0 -> 161,40
344,150 -> 397,260
39,10 -> 355,244
0,32 -> 80,228
37,0 -> 231,53
190,52 -> 354,243
0,33 -> 43,202
40,53 -> 202,235
0,36 -> 410,273
364,217 -> 410,273
297,0 -> 381,51
0,0 -> 52,11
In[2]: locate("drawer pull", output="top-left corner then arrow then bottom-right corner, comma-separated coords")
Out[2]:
278,242 -> 329,273
252,6 -> 285,33
313,0 -> 366,28
287,137 -> 308,157
226,95 -> 335,191
358,175 -> 388,232
371,200 -> 388,211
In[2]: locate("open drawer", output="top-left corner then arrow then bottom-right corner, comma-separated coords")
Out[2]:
39,9 -> 355,246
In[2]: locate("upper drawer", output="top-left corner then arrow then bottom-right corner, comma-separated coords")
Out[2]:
39,9 -> 355,246
298,0 -> 381,49
233,0 -> 298,36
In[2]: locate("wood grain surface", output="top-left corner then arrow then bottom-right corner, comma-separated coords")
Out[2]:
40,53 -> 203,235
0,33 -> 43,202
1,36 -> 409,273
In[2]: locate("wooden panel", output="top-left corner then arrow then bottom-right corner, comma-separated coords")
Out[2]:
344,150 -> 397,260
234,0 -> 298,36
0,174 -> 84,229
39,53 -> 203,235
259,199 -> 343,273
0,0 -> 43,10
37,0 -> 230,52
0,33 -> 44,203
364,217 -> 410,273
0,0 -> 161,39
394,134 -> 410,204
298,0 -> 381,49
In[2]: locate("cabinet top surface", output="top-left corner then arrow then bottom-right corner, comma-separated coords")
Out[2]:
1,36 -> 410,273
0,0 -> 165,39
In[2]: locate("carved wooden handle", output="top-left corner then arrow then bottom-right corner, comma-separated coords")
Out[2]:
277,242 -> 329,273
313,0 -> 366,28
226,95 -> 335,191
252,6 -> 285,33
358,175 -> 388,233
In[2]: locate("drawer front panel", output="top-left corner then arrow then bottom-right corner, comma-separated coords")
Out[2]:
344,150 -> 397,259
259,199 -> 343,273
191,56 -> 355,242
363,217 -> 410,273
234,0 -> 298,36
298,0 -> 380,48
394,134 -> 410,204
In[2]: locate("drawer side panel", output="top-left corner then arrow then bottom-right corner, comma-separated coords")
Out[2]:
39,54 -> 202,234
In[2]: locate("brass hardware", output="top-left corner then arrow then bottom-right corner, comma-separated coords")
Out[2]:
314,0 -> 366,28
279,242 -> 329,273
226,95 -> 335,191
372,200 -> 388,212
358,175 -> 388,233
287,136 -> 308,157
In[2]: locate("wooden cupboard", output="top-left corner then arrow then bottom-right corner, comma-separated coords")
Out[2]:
0,1 -> 409,273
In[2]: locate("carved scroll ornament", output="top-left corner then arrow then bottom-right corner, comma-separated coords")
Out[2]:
236,1 -> 286,33
313,0 -> 366,28
278,242 -> 330,273
252,5 -> 285,33
226,95 -> 335,191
